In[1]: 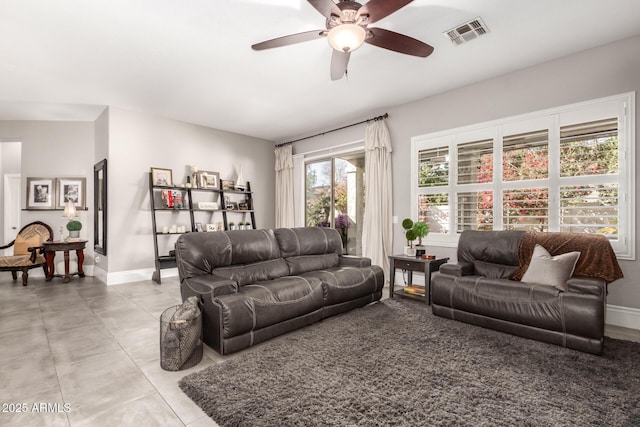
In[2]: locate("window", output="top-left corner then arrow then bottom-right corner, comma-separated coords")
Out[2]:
412,93 -> 635,259
305,153 -> 365,256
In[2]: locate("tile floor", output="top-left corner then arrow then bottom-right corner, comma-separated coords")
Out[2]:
0,275 -> 222,427
1,275 -> 639,427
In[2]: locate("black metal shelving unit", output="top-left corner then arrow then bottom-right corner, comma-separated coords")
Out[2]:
149,173 -> 256,284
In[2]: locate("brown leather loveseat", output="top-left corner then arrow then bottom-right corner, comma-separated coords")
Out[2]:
176,227 -> 384,355
432,230 -> 623,354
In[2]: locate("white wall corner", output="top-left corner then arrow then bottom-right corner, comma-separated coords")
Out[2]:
606,304 -> 640,330
93,265 -> 108,284
104,267 -> 177,286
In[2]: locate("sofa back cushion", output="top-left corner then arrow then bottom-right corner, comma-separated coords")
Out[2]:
213,258 -> 290,286
458,230 -> 525,267
286,253 -> 340,275
176,229 -> 283,280
274,227 -> 343,258
473,260 -> 518,279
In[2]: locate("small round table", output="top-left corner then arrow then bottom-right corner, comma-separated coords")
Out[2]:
43,240 -> 87,283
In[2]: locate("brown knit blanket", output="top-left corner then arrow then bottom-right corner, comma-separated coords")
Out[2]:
510,232 -> 624,283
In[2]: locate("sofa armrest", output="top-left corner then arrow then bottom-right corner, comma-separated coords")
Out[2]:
339,255 -> 371,268
27,245 -> 45,263
182,276 -> 238,299
566,276 -> 607,297
0,239 -> 16,251
439,261 -> 474,277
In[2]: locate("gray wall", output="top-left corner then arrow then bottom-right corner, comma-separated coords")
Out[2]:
94,108 -> 110,272
0,141 -> 21,243
103,106 -> 276,273
0,109 -> 276,280
293,34 -> 640,309
0,121 -> 95,252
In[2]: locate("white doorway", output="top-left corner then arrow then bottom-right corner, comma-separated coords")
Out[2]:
4,174 -> 21,255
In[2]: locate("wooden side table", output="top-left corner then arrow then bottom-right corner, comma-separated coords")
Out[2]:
388,254 -> 449,305
43,240 -> 87,283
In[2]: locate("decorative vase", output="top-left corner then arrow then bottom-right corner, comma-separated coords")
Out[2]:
404,246 -> 416,257
235,164 -> 246,191
69,230 -> 80,238
191,166 -> 198,189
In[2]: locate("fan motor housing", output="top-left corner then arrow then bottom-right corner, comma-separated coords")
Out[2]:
327,1 -> 364,28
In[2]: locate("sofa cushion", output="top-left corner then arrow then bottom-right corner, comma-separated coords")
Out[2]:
286,253 -> 340,275
300,265 -> 384,305
214,276 -> 324,338
458,230 -> 525,266
435,275 -> 564,332
473,260 -> 517,279
274,227 -> 343,258
0,254 -> 45,267
213,258 -> 289,286
176,229 -> 281,279
521,244 -> 580,291
14,223 -> 50,255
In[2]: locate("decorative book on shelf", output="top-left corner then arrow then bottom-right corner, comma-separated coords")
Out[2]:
148,171 -> 257,284
403,285 -> 426,296
161,190 -> 185,208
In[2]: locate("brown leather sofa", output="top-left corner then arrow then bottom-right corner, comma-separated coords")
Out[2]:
176,227 -> 384,355
432,230 -> 623,354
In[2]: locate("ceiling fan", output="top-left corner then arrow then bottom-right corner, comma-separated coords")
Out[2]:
251,0 -> 434,80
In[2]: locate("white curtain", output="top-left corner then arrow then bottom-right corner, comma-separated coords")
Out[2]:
362,119 -> 393,280
275,144 -> 295,228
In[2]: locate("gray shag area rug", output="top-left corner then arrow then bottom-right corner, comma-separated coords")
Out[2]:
179,299 -> 640,426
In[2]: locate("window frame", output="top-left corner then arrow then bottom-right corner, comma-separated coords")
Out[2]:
411,92 -> 635,260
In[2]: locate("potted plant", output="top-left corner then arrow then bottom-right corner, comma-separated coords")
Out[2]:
66,220 -> 82,238
412,221 -> 430,256
229,222 -> 236,230
335,213 -> 350,254
402,218 -> 416,256
239,222 -> 246,230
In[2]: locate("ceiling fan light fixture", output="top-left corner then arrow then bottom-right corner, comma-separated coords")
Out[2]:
327,24 -> 366,53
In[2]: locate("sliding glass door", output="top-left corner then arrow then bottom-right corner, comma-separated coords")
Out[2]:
305,153 -> 365,255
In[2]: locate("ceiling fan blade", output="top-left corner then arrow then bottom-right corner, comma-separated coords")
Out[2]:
252,30 -> 326,50
330,50 -> 350,80
365,27 -> 433,57
357,0 -> 413,24
308,0 -> 341,18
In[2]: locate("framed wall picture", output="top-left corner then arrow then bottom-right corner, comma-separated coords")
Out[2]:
151,167 -> 173,187
198,170 -> 220,190
57,177 -> 87,209
26,177 -> 55,209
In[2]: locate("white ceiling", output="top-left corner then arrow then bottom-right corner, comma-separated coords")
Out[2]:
1,0 -> 640,142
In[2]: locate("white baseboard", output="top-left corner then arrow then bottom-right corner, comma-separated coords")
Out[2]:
93,266 -> 107,284
606,305 -> 640,330
393,272 -> 640,330
103,267 -> 178,286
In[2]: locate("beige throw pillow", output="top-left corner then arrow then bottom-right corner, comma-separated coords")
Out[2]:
521,244 -> 581,291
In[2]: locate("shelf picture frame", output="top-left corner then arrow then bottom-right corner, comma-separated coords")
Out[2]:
57,177 -> 87,209
221,179 -> 235,191
198,170 -> 220,190
206,223 -> 217,232
26,177 -> 55,209
151,167 -> 173,187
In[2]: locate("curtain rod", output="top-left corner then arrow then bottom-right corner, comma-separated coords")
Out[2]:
275,112 -> 388,147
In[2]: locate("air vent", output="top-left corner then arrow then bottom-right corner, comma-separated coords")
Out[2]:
444,17 -> 489,46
